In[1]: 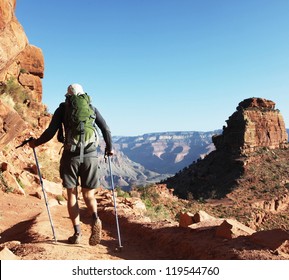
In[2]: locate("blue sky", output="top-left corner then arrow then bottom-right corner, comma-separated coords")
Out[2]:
16,0 -> 289,136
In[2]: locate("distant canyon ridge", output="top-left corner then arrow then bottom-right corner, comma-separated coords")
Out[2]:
91,130 -> 219,189
113,130 -> 220,174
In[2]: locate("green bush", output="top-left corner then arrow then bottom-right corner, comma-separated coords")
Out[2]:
0,77 -> 30,105
116,187 -> 130,198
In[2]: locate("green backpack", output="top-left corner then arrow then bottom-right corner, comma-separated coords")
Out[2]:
63,93 -> 99,162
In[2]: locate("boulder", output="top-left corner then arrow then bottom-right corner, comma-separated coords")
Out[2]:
250,229 -> 289,250
189,219 -> 224,230
1,170 -> 25,195
16,171 -> 34,188
179,210 -> 217,228
193,210 -> 216,223
179,212 -> 194,227
215,219 -> 256,239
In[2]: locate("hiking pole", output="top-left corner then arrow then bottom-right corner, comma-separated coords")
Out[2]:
107,155 -> 123,251
32,147 -> 57,243
16,138 -> 57,243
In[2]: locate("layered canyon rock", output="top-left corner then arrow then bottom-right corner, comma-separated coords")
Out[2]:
0,0 -> 27,72
0,99 -> 26,149
213,97 -> 288,154
0,0 -> 44,147
0,0 -> 44,101
0,0 -> 15,29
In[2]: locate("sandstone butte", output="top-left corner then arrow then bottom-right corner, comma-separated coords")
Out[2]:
213,98 -> 288,154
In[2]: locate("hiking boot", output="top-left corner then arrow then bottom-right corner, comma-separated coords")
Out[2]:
89,218 -> 102,246
68,232 -> 82,244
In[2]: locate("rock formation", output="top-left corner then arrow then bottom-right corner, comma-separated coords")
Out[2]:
0,0 -> 48,200
0,99 -> 26,149
0,0 -> 44,101
0,0 -> 27,70
165,97 -> 289,200
0,0 -> 46,143
213,97 -> 288,154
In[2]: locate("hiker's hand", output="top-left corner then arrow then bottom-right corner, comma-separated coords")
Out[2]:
105,148 -> 113,156
28,138 -> 37,149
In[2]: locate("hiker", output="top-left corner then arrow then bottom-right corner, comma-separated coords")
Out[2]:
29,83 -> 113,245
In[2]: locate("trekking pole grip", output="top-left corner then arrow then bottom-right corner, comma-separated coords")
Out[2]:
16,137 -> 34,149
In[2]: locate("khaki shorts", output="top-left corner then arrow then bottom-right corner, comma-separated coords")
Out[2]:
60,151 -> 100,189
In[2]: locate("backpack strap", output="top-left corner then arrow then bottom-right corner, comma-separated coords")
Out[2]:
79,121 -> 85,163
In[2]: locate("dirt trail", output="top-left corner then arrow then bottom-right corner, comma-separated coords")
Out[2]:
1,187 -> 289,260
0,190 -> 172,260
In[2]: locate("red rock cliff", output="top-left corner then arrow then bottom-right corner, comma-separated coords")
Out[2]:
0,0 -> 44,102
0,0 -> 45,149
213,97 -> 288,154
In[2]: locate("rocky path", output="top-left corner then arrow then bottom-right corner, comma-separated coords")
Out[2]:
1,188 -> 289,261
0,191 -> 170,260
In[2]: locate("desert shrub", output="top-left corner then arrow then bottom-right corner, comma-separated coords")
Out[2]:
137,184 -> 186,222
20,68 -> 29,74
0,77 -> 31,121
56,195 -> 65,202
1,77 -> 30,106
0,169 -> 13,193
116,187 -> 130,198
16,178 -> 25,189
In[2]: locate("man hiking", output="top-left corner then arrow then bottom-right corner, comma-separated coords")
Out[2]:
29,83 -> 113,245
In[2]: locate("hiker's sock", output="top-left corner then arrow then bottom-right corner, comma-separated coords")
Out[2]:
92,212 -> 98,221
74,224 -> 81,235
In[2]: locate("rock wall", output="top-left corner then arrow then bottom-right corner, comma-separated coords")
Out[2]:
0,0 -> 44,102
0,99 -> 26,149
0,0 -> 26,71
213,98 -> 288,154
0,0 -> 45,149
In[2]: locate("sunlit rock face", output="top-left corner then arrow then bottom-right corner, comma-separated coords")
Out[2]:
213,97 -> 288,154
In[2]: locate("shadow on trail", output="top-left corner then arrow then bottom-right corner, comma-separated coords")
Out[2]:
96,209 -> 267,260
0,218 -> 39,244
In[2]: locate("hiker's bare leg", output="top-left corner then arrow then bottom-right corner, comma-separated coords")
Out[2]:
82,188 -> 101,245
81,188 -> 97,216
66,187 -> 80,226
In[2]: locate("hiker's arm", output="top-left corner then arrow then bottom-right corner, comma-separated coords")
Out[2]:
31,106 -> 63,147
94,108 -> 113,153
